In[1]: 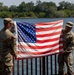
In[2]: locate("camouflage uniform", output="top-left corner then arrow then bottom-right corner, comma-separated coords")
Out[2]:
10,20 -> 17,57
58,21 -> 74,75
10,20 -> 15,33
0,18 -> 17,75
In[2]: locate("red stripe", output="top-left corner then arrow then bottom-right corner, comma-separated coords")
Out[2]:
18,41 -> 63,49
36,25 -> 62,32
35,20 -> 63,26
37,37 -> 59,43
36,32 -> 62,37
16,51 -> 63,59
18,46 -> 63,55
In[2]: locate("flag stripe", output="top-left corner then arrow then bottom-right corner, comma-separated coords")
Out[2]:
36,31 -> 61,37
18,41 -> 62,50
17,50 -> 63,58
36,20 -> 63,26
37,35 -> 61,41
36,28 -> 62,34
17,46 -> 63,54
18,44 -> 63,52
37,37 -> 60,43
36,25 -> 62,32
18,39 -> 63,47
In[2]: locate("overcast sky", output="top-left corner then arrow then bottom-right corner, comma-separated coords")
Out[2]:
0,0 -> 74,7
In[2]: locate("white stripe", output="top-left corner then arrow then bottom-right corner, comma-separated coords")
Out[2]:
18,39 -> 61,46
37,34 -> 60,40
17,43 -> 63,52
36,22 -> 63,28
17,49 -> 63,58
36,28 -> 62,34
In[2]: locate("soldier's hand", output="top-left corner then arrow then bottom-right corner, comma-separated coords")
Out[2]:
61,51 -> 65,54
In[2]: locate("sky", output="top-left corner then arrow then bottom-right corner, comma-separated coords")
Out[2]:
0,0 -> 74,7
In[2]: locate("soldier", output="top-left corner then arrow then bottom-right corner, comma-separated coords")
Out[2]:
0,18 -> 17,75
58,21 -> 74,75
10,20 -> 15,33
10,20 -> 17,58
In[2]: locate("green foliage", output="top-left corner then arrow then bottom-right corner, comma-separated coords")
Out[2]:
26,12 -> 37,18
63,10 -> 72,17
55,11 -> 65,18
38,12 -> 46,18
0,11 -> 12,18
0,1 -> 74,18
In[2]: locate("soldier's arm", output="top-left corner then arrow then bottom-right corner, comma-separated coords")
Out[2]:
10,38 -> 17,58
6,29 -> 16,39
5,29 -> 17,57
64,34 -> 74,53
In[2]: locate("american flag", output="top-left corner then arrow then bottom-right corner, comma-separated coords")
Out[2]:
15,20 -> 63,59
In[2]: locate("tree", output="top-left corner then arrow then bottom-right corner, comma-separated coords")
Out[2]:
0,2 -> 3,11
58,1 -> 71,10
18,1 -> 26,12
38,12 -> 45,18
9,5 -> 17,12
46,6 -> 57,17
3,6 -> 9,11
25,1 -> 34,12
35,0 -> 42,13
55,11 -> 65,18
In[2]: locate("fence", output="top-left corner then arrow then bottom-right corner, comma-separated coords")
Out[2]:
12,54 -> 58,75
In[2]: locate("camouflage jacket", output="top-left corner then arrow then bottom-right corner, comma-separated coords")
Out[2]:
62,29 -> 74,53
0,28 -> 17,57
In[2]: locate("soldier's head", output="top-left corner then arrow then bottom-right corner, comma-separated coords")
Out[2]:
10,20 -> 15,33
65,21 -> 73,32
4,18 -> 12,29
10,20 -> 14,27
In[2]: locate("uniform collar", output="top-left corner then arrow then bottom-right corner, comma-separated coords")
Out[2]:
66,30 -> 72,34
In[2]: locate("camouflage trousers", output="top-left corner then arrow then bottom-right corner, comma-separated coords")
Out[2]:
58,53 -> 74,75
0,54 -> 13,75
